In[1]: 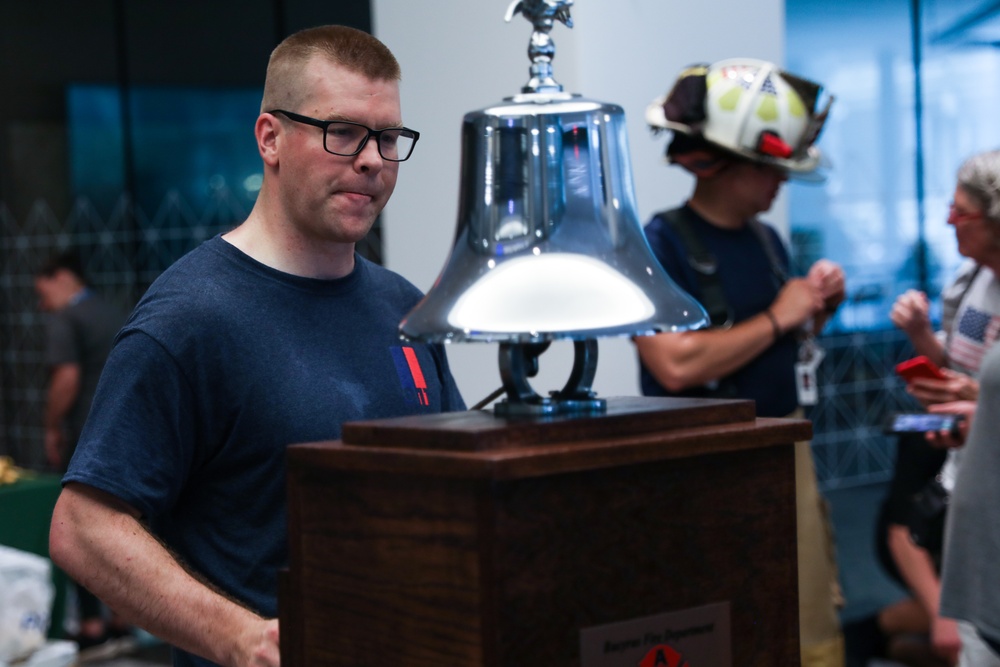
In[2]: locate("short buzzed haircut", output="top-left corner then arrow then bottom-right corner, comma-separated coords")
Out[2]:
37,251 -> 86,282
260,25 -> 401,113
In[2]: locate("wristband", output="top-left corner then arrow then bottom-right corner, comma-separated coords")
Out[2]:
764,309 -> 782,342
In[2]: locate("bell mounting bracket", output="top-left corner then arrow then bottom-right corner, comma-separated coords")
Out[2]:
494,338 -> 606,416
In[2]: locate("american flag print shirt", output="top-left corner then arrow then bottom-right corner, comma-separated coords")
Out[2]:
947,268 -> 1000,377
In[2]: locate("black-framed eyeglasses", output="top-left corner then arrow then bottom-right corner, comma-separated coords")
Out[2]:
268,109 -> 419,162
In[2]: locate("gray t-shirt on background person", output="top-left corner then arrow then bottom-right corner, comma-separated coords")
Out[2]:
941,340 -> 1000,646
44,290 -> 127,450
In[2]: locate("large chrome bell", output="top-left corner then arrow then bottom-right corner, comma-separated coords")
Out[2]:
400,0 -> 708,415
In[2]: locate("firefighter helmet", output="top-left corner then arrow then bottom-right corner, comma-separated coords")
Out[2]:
646,58 -> 832,174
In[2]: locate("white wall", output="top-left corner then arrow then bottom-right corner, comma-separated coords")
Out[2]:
373,0 -> 785,408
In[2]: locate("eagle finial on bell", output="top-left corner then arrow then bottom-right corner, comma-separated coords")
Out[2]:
504,0 -> 574,93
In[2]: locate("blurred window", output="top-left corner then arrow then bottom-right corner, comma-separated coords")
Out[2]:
787,0 -> 1000,487
788,0 -> 1000,333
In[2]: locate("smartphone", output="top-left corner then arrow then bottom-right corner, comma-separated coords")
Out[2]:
884,411 -> 964,435
895,355 -> 947,382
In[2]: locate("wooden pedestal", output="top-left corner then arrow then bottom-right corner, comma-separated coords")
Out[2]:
281,396 -> 809,666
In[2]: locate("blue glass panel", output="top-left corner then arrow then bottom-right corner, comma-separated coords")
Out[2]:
67,86 -> 127,214
788,0 -> 1000,335
788,0 -> 1000,487
67,85 -> 262,220
787,0 -> 919,334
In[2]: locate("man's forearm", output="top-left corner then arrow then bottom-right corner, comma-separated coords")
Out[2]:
50,483 -> 278,666
887,523 -> 942,617
635,311 -> 778,392
907,330 -> 946,368
45,363 -> 80,428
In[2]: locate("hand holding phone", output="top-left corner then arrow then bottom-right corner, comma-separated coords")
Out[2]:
884,411 -> 965,436
895,355 -> 946,382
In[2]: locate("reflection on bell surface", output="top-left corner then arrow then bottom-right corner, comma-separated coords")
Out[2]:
399,92 -> 709,343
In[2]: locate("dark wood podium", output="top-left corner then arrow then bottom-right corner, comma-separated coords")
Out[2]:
280,396 -> 810,666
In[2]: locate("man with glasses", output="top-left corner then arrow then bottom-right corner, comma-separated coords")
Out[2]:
49,25 -> 465,667
266,109 -> 418,163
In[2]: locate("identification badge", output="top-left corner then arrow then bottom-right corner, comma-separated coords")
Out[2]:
795,339 -> 826,406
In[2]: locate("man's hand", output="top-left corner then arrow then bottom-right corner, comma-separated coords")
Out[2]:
807,259 -> 846,311
890,289 -> 947,363
930,615 -> 961,665
907,369 -> 979,406
891,289 -> 932,336
240,618 -> 280,667
925,401 -> 976,448
770,277 -> 824,333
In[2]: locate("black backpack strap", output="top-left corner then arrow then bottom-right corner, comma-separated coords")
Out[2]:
747,218 -> 788,289
657,207 -> 733,328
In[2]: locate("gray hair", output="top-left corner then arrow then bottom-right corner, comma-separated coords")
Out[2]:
957,149 -> 1000,224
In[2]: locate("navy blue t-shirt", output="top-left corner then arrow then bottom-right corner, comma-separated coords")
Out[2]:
63,236 -> 465,666
640,205 -> 799,417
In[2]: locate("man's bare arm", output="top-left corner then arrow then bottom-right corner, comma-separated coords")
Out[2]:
635,276 -> 824,391
886,524 -> 961,661
45,363 -> 80,428
44,363 -> 80,466
49,483 -> 280,667
635,313 -> 781,391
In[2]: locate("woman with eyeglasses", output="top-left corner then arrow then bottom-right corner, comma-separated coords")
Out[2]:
876,148 -> 1000,667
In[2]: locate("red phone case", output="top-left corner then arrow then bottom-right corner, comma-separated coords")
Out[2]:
895,355 -> 946,382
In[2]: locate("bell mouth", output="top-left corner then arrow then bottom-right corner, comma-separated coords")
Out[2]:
399,234 -> 709,344
447,252 -> 655,334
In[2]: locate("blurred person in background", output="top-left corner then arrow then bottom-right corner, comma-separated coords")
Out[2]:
35,251 -> 126,473
635,59 -> 845,666
34,250 -> 129,654
929,363 -> 1000,667
881,148 -> 1000,667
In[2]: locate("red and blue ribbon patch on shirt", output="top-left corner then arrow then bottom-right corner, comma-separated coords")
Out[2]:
391,345 -> 430,407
